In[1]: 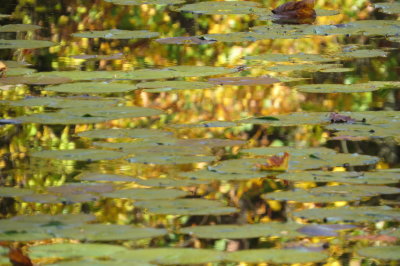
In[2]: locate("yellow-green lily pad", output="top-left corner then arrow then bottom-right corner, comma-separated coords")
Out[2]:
4,97 -> 118,108
105,0 -> 184,5
295,83 -> 380,93
178,1 -> 265,15
357,246 -> 400,260
72,29 -> 159,39
103,188 -> 188,200
77,128 -> 173,139
0,187 -> 33,197
0,39 -> 56,49
45,82 -> 138,93
30,149 -> 126,161
241,147 -> 336,156
178,168 -> 266,181
374,2 -> 400,14
137,81 -> 215,92
127,154 -> 216,164
0,24 -> 41,32
137,178 -> 209,187
75,172 -> 140,182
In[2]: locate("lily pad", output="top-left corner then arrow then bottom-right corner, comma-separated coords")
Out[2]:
294,206 -> 400,222
0,24 -> 41,32
104,188 -> 188,200
357,246 -> 400,260
0,187 -> 33,197
72,29 -> 159,39
208,76 -> 280,86
29,243 -> 129,259
179,169 -> 267,181
45,82 -> 138,93
137,178 -> 209,187
180,222 -> 304,239
56,224 -> 167,241
30,149 -> 126,161
241,147 -> 336,157
77,128 -> 173,139
70,53 -> 124,60
319,67 -> 354,73
374,2 -> 400,15
6,67 -> 36,76
0,76 -> 71,85
59,106 -> 163,119
134,198 -> 238,215
239,112 -> 329,126
127,154 -> 216,164
0,39 -> 56,49
263,185 -> 400,203
178,1 -> 265,15
267,63 -> 343,72
295,83 -> 380,93
15,112 -> 111,124
337,49 -> 387,59
75,172 -> 140,182
208,158 -> 267,174
245,53 -> 335,63
277,171 -> 400,184
156,36 -> 216,45
169,121 -> 237,128
137,81 -> 215,92
105,0 -> 184,5
298,224 -> 356,237
225,249 -> 328,264
4,97 -> 118,108
115,248 -> 225,265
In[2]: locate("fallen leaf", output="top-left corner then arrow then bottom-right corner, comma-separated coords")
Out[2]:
9,248 -> 33,266
272,0 -> 316,19
257,152 -> 290,171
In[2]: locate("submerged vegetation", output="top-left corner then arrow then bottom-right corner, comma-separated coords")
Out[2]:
0,0 -> 399,265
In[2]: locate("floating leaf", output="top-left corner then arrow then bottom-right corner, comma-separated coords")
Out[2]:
4,97 -> 118,108
135,198 -> 238,215
127,154 -> 216,165
178,1 -> 265,15
294,206 -> 400,222
208,76 -> 280,86
180,222 -> 304,239
156,36 -> 216,45
75,172 -> 140,182
0,24 -> 41,32
29,243 -> 129,259
56,224 -> 167,241
105,0 -> 184,5
245,53 -> 335,63
103,188 -> 188,200
357,246 -> 400,260
15,112 -> 111,124
137,178 -> 209,187
239,112 -> 329,126
77,128 -> 173,139
6,67 -> 36,76
59,106 -> 163,119
70,53 -> 124,60
45,82 -> 138,93
115,248 -> 225,265
225,249 -> 328,264
242,147 -> 336,157
296,83 -> 380,93
298,224 -> 356,237
0,187 -> 33,197
0,76 -> 71,85
179,168 -> 266,181
267,63 -> 343,72
30,149 -> 126,161
277,171 -> 400,184
169,121 -> 237,128
137,81 -> 215,92
374,2 -> 400,15
0,39 -> 56,49
337,49 -> 387,59
319,67 -> 353,73
47,183 -> 114,195
72,29 -> 159,39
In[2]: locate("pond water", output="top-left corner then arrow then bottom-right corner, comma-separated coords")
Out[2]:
0,0 -> 400,265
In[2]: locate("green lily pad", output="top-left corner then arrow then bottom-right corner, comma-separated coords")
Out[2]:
267,63 -> 343,72
0,76 -> 71,85
180,222 -> 304,239
72,29 -> 159,39
208,76 -> 280,86
225,249 -> 328,263
337,49 -> 387,59
4,97 -> 118,108
22,193 -> 100,204
103,188 -> 188,200
6,67 -> 36,76
327,122 -> 400,139
127,154 -> 216,164
29,243 -> 129,259
295,83 -> 380,93
77,128 -> 173,139
319,67 -> 354,73
0,187 -> 33,197
2,60 -> 31,68
155,36 -> 216,45
105,0 -> 184,5
59,106 -> 163,119
70,53 -> 124,60
30,149 -> 126,161
45,82 -> 138,93
277,171 -> 400,184
178,168 -> 267,181
357,246 -> 400,260
135,198 -> 239,215
137,81 -> 215,92
294,206 -> 400,222
75,172 -> 140,182
374,2 -> 400,15
137,178 -> 209,187
241,147 -> 336,156
115,248 -> 225,265
0,39 -> 56,49
239,112 -> 329,126
244,53 -> 335,63
208,158 -> 267,174
56,224 -> 167,241
47,183 -> 115,195
263,185 -> 400,203
169,121 -> 237,128
15,112 -> 111,124
31,66 -> 236,81
0,24 -> 41,32
178,1 -> 265,15
51,259 -> 153,266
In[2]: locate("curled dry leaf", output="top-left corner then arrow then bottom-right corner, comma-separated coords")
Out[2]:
8,248 -> 33,266
272,0 -> 316,19
329,112 -> 356,123
257,152 -> 290,171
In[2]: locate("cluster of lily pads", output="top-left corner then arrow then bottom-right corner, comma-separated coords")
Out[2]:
1,0 -> 400,265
